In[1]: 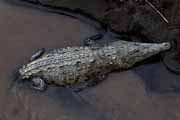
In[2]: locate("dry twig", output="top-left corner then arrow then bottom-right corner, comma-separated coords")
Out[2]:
145,0 -> 169,24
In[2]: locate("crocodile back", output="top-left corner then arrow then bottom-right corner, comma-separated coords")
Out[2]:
19,46 -> 106,85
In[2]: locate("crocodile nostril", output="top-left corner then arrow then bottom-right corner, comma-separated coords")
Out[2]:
163,42 -> 171,49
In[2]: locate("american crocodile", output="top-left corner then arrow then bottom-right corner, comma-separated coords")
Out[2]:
18,36 -> 171,91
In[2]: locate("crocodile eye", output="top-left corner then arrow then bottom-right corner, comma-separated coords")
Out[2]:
76,61 -> 81,66
89,59 -> 95,63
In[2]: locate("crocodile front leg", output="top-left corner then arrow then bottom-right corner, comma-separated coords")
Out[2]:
30,48 -> 45,61
83,30 -> 124,47
31,77 -> 46,91
83,33 -> 103,46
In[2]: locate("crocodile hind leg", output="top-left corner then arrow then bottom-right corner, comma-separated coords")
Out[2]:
67,80 -> 101,92
68,70 -> 108,92
31,77 -> 47,91
30,48 -> 45,61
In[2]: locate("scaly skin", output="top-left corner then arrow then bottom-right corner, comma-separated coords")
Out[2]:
19,39 -> 171,91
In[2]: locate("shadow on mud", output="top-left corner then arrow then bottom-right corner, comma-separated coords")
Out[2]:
134,58 -> 180,94
6,78 -> 107,120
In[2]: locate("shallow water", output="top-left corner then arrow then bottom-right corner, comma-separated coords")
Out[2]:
1,0 -> 180,120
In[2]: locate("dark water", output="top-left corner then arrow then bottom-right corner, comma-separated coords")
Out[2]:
1,0 -> 180,120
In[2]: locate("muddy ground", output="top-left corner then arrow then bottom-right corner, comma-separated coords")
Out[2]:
1,0 -> 180,120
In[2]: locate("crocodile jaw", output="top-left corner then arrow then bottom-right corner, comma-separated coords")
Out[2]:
121,42 -> 171,67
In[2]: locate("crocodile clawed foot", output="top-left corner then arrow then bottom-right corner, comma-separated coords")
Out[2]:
67,80 -> 98,92
31,77 -> 46,91
67,82 -> 88,92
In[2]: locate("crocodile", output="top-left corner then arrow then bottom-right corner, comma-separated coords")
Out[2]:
18,35 -> 171,91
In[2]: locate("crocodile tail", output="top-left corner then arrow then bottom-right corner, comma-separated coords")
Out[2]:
8,65 -> 23,91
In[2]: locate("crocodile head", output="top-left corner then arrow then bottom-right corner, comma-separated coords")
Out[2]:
108,41 -> 171,68
123,42 -> 171,67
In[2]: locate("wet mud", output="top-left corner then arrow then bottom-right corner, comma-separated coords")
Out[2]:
1,0 -> 180,120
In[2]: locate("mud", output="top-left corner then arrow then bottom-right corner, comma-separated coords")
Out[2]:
1,0 -> 180,120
